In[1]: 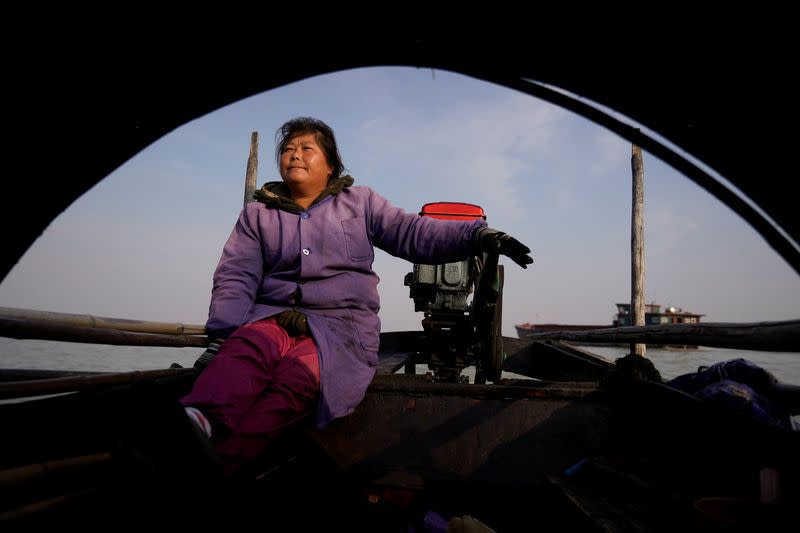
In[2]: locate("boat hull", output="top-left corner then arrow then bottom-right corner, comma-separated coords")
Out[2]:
2,337 -> 799,531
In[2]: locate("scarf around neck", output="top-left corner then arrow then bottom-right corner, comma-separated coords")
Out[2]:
252,175 -> 355,213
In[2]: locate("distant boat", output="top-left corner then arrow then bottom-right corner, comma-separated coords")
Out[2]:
611,302 -> 704,327
514,322 -> 610,335
515,302 -> 705,349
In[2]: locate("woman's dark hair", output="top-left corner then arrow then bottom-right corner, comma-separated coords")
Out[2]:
275,117 -> 344,180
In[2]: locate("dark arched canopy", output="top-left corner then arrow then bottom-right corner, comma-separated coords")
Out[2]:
5,26 -> 797,282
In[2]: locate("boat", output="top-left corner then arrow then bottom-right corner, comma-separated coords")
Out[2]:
612,303 -> 704,328
516,303 -> 705,349
3,26 -> 800,532
515,323 -> 610,335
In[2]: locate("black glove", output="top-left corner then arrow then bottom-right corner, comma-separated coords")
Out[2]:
275,309 -> 309,337
194,338 -> 224,371
475,227 -> 534,269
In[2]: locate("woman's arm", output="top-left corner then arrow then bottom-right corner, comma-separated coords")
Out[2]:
205,204 -> 265,339
365,188 -> 486,263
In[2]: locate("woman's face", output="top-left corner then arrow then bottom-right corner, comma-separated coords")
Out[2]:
279,132 -> 332,193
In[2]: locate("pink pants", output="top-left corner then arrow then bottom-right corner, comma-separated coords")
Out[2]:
180,317 -> 320,476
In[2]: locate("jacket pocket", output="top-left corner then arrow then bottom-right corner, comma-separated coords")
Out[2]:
348,309 -> 380,356
341,216 -> 373,262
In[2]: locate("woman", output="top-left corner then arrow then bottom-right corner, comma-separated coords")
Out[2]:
180,116 -> 532,477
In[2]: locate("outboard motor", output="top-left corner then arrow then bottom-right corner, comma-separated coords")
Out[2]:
404,202 -> 504,384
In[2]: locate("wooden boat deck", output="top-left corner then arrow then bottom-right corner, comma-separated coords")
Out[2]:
2,325 -> 799,531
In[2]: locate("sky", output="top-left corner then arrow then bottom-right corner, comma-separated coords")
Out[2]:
1,66 -> 799,338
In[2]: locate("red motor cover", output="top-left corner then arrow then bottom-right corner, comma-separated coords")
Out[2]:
419,202 -> 486,221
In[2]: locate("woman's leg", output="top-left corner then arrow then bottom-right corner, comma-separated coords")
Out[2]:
180,317 -> 320,475
212,335 -> 319,475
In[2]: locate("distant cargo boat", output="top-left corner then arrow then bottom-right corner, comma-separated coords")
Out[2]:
611,302 -> 704,327
515,302 -> 704,348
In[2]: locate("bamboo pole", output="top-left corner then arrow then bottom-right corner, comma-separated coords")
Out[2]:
0,454 -> 111,527
0,306 -> 205,335
243,131 -> 259,207
518,319 -> 800,352
0,486 -> 99,523
0,368 -> 104,382
0,367 -> 194,400
0,317 -> 208,347
630,143 -> 646,356
0,452 -> 112,490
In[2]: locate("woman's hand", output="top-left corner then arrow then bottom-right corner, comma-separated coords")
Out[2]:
475,227 -> 533,268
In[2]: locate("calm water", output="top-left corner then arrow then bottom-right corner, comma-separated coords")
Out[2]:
2,336 -> 799,385
572,344 -> 800,384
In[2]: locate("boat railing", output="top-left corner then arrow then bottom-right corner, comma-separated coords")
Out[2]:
517,319 -> 800,353
1,127 -> 799,397
2,305 -> 800,425
3,305 -> 800,353
0,306 -> 205,400
0,306 -> 208,347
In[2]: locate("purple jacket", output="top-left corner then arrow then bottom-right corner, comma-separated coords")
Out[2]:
206,184 -> 486,428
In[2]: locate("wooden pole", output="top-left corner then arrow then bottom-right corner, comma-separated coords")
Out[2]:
517,319 -> 800,352
0,452 -> 112,489
243,131 -> 259,207
0,486 -> 100,523
0,367 -> 194,400
630,143 -> 646,356
0,306 -> 205,335
0,317 -> 208,347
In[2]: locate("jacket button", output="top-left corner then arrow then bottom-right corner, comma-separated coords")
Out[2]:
302,248 -> 310,255
301,212 -> 310,219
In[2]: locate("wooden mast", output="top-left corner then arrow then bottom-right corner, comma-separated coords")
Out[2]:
630,142 -> 646,356
243,131 -> 259,207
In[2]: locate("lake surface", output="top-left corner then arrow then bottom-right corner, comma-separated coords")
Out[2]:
2,336 -> 799,385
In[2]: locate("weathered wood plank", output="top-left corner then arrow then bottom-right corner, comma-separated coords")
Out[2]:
518,320 -> 800,352
0,307 -> 205,335
0,317 -> 208,347
377,352 -> 414,374
0,368 -> 194,400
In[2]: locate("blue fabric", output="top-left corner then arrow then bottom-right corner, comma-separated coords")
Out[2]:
667,358 -> 791,429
